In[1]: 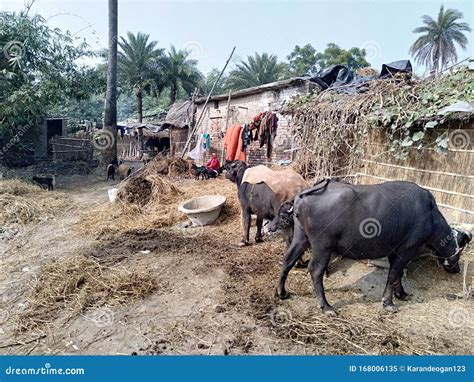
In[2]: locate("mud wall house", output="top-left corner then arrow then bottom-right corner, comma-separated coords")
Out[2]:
161,100 -> 196,156
193,78 -> 319,165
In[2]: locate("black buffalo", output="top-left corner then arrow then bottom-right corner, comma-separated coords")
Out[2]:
225,160 -> 284,246
144,137 -> 170,153
271,179 -> 472,314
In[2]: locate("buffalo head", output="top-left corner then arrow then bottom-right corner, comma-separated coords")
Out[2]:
224,160 -> 247,183
268,201 -> 295,234
438,229 -> 472,273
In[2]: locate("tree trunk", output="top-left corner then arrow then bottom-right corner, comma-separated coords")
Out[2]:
135,87 -> 143,123
101,0 -> 118,165
170,82 -> 177,104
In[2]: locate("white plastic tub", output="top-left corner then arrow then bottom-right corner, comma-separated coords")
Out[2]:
178,195 -> 226,226
108,187 -> 119,203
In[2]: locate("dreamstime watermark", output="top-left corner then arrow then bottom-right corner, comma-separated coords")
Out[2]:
92,130 -> 115,151
1,124 -> 32,154
448,130 -> 470,150
447,308 -> 470,329
359,41 -> 381,62
359,218 -> 382,239
3,40 -> 24,61
87,307 -> 114,328
269,307 -> 292,327
182,40 -> 204,61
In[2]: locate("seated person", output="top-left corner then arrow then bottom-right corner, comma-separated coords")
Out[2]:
205,153 -> 221,172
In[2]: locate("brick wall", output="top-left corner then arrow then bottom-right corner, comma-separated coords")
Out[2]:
193,82 -> 313,166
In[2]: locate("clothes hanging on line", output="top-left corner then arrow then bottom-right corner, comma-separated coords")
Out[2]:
202,133 -> 211,150
223,124 -> 246,161
249,111 -> 278,158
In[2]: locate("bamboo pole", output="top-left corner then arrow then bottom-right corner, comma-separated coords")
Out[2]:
181,46 -> 236,158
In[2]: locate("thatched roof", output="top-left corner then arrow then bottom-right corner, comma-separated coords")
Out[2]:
161,100 -> 195,130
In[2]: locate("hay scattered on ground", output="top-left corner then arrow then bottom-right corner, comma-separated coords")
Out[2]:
0,179 -> 67,226
17,254 -> 158,332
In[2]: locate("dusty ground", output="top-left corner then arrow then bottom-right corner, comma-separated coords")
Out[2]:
0,171 -> 472,355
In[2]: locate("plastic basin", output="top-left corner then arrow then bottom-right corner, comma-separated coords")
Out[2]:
178,195 -> 226,226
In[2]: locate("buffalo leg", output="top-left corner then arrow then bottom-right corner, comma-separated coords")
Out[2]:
255,216 -> 264,243
308,250 -> 334,315
239,209 -> 251,246
382,253 -> 412,311
390,254 -> 410,301
276,226 -> 309,299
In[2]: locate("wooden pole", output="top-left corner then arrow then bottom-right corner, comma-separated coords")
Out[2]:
181,46 -> 236,158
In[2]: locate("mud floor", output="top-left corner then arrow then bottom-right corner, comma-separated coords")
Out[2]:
0,175 -> 472,355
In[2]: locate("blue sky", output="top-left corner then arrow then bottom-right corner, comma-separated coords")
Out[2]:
3,0 -> 473,75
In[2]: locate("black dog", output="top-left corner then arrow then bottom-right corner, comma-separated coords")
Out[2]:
192,164 -> 208,180
32,175 -> 55,191
206,166 -> 225,179
107,163 -> 116,180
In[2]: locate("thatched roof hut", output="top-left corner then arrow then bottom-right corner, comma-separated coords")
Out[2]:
161,100 -> 195,130
161,100 -> 195,156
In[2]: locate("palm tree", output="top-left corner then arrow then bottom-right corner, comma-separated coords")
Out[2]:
227,53 -> 289,90
159,46 -> 203,104
409,5 -> 471,72
118,32 -> 164,122
102,0 -> 118,165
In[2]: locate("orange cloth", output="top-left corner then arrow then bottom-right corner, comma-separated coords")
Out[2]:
224,124 -> 246,161
242,165 -> 309,202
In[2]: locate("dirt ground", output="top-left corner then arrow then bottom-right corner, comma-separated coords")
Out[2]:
0,170 -> 472,355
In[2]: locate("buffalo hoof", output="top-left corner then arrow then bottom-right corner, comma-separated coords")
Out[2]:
238,241 -> 249,247
275,288 -> 290,300
295,259 -> 309,268
395,291 -> 411,301
323,307 -> 337,316
255,237 -> 264,243
383,303 -> 398,312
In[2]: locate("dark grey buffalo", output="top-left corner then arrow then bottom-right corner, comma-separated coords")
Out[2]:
225,160 -> 308,248
271,179 -> 472,314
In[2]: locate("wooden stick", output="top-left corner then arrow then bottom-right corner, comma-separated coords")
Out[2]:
181,46 -> 236,158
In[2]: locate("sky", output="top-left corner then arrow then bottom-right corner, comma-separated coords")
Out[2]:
2,0 -> 473,75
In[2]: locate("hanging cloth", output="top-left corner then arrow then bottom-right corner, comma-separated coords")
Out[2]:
188,134 -> 204,164
202,133 -> 211,150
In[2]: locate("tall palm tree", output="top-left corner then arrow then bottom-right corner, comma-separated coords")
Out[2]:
118,32 -> 164,122
227,53 -> 288,90
159,46 -> 203,104
102,0 -> 118,165
409,5 -> 471,72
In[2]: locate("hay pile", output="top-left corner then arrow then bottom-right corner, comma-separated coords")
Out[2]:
142,156 -> 193,178
17,254 -> 157,332
0,179 -> 66,226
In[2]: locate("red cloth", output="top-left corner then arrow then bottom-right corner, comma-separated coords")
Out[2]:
223,124 -> 246,161
206,156 -> 221,171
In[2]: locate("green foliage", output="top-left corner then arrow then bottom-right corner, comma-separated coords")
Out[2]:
200,68 -> 230,96
315,43 -> 369,70
227,52 -> 289,90
158,45 -> 203,104
287,44 -> 318,76
409,5 -> 471,72
0,10 -> 97,148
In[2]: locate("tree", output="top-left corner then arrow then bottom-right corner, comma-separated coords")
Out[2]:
287,44 -> 318,76
0,10 -> 94,165
118,32 -> 164,122
159,46 -> 203,104
201,68 -> 229,96
227,52 -> 288,90
101,0 -> 118,165
315,43 -> 369,71
409,5 -> 471,72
